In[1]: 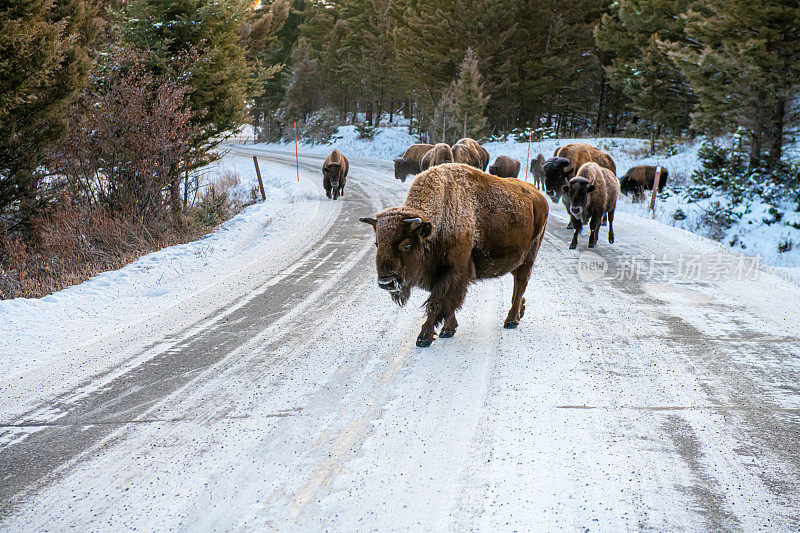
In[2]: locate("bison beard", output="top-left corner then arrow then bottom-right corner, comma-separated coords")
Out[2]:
360,163 -> 549,347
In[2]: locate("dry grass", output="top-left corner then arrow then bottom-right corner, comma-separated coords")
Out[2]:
1,173 -> 248,300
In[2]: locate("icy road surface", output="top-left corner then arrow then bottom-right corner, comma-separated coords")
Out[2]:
2,148 -> 800,531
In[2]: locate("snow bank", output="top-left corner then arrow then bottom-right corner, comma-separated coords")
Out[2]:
0,152 -> 329,379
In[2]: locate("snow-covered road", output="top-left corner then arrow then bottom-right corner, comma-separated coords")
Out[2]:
2,148 -> 800,531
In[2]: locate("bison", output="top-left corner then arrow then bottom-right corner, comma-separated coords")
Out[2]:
419,143 -> 454,171
543,143 -> 616,229
452,143 -> 484,169
620,165 -> 669,202
359,163 -> 549,347
394,143 -> 434,182
489,156 -> 521,179
323,149 -> 349,200
561,162 -> 619,250
530,154 -> 546,190
455,138 -> 490,170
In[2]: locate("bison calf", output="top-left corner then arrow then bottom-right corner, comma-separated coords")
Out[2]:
394,143 -> 434,182
489,156 -> 521,178
360,163 -> 549,347
561,162 -> 619,249
620,165 -> 669,202
323,149 -> 349,200
530,154 -> 546,190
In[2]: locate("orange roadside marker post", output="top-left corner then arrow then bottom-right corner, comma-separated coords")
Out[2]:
294,122 -> 300,182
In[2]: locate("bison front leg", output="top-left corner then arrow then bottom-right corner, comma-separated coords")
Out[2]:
417,272 -> 469,348
569,217 -> 582,249
439,313 -> 458,338
588,214 -> 603,248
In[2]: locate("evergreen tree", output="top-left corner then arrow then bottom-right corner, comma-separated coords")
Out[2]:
123,0 -> 251,160
0,0 -> 103,226
283,38 -> 320,123
667,0 -> 800,169
594,0 -> 695,138
437,48 -> 488,143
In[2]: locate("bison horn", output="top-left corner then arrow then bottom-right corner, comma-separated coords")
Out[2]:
359,216 -> 377,227
403,217 -> 423,229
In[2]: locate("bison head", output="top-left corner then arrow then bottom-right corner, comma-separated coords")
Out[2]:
543,157 -> 573,203
394,157 -> 410,182
562,176 -> 595,221
323,162 -> 342,189
359,209 -> 433,307
619,175 -> 644,201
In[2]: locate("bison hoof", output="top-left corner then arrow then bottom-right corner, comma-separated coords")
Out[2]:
609,237 -> 615,244
416,338 -> 433,348
567,222 -> 574,229
588,243 -> 595,248
569,243 -> 577,250
439,329 -> 455,338
503,321 -> 519,329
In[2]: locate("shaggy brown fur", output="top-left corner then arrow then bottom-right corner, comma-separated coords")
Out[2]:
489,156 -> 521,179
543,142 -> 616,205
419,143 -> 454,171
452,143 -> 483,169
394,143 -> 434,182
620,165 -> 669,202
360,163 -> 549,347
562,162 -> 619,249
323,149 -> 349,200
543,143 -> 616,229
455,138 -> 490,170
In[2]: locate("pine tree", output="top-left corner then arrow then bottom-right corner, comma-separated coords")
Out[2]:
123,0 -> 253,222
0,0 -> 103,226
441,48 -> 488,143
283,38 -> 320,123
666,0 -> 800,168
594,0 -> 695,139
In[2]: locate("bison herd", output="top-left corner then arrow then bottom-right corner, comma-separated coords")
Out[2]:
318,138 -> 667,347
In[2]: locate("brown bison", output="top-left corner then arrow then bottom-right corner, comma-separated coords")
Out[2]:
530,154 -> 546,190
455,138 -> 490,170
323,149 -> 349,200
620,165 -> 669,202
561,162 -> 619,250
543,143 -> 616,205
452,143 -> 484,169
359,163 -> 549,347
419,143 -> 454,171
394,143 -> 434,182
489,156 -> 521,178
543,143 -> 616,228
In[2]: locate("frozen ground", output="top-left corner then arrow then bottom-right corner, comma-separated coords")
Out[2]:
1,146 -> 799,531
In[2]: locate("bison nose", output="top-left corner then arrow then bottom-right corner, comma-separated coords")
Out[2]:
378,277 -> 398,291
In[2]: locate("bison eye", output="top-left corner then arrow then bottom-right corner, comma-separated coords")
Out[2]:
401,243 -> 412,252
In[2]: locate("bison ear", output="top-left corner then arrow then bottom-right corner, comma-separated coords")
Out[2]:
587,184 -> 596,193
537,154 -> 546,164
359,216 -> 377,228
393,157 -> 404,163
562,184 -> 569,192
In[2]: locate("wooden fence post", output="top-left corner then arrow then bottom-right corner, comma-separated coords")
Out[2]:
648,166 -> 662,217
253,156 -> 266,202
